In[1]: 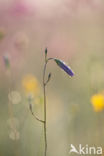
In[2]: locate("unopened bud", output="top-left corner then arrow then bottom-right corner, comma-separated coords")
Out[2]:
48,73 -> 51,81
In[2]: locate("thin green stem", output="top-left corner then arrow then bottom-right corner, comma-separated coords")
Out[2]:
43,61 -> 47,156
43,57 -> 53,156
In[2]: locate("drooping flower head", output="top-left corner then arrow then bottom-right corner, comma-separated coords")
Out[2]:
54,59 -> 74,77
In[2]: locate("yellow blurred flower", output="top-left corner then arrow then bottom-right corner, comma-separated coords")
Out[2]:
91,93 -> 104,112
22,75 -> 40,96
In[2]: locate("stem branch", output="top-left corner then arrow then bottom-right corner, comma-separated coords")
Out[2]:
30,108 -> 45,123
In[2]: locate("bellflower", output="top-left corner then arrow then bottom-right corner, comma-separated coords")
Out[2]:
54,59 -> 74,77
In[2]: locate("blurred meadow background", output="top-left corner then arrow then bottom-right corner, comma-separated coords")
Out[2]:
0,0 -> 104,156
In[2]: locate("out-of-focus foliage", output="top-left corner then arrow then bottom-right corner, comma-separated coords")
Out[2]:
0,0 -> 104,156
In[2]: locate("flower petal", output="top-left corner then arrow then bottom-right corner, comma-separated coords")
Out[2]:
54,59 -> 74,77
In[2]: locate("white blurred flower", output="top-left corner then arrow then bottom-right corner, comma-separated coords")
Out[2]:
9,130 -> 20,140
8,91 -> 21,104
7,117 -> 19,129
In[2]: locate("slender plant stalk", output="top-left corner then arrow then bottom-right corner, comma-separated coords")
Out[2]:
29,49 -> 74,156
43,60 -> 48,156
42,57 -> 53,156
